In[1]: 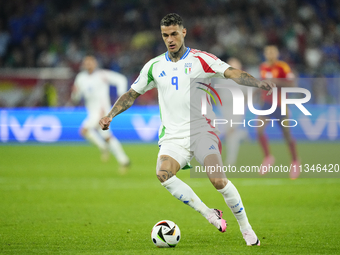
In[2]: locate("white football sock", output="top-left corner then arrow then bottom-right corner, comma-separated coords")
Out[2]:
162,176 -> 211,218
108,136 -> 129,165
218,181 -> 251,232
84,129 -> 107,151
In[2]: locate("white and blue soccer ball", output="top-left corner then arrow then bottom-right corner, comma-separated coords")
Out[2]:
151,220 -> 181,248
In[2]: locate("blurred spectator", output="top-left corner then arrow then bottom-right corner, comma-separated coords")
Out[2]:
0,0 -> 339,105
0,21 -> 10,62
42,82 -> 58,107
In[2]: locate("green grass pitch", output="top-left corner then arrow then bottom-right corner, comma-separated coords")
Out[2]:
1,142 -> 339,254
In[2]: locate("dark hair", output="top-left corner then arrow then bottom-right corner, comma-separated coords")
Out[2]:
160,13 -> 183,27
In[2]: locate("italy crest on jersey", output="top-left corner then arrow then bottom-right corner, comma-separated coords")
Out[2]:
184,63 -> 192,74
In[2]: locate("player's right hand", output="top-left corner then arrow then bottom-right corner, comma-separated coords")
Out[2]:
99,116 -> 112,130
258,80 -> 276,96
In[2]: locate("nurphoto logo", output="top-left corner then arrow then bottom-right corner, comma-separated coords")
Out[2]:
199,82 -> 312,128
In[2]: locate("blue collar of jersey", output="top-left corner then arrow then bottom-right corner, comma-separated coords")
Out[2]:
165,47 -> 191,62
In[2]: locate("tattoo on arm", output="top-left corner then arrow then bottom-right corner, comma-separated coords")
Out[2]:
226,67 -> 260,88
232,72 -> 260,88
108,89 -> 140,119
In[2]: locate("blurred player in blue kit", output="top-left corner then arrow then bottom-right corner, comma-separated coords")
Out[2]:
100,14 -> 276,246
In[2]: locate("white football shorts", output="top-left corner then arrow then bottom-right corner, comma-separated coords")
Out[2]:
158,131 -> 221,169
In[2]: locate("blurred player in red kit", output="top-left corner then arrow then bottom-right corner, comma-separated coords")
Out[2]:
258,45 -> 300,179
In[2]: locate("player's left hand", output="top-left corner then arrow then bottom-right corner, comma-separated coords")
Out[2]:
258,80 -> 276,95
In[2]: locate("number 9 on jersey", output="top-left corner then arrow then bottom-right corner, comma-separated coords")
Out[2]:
171,76 -> 178,90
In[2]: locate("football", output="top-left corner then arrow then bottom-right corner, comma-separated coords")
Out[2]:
151,220 -> 181,248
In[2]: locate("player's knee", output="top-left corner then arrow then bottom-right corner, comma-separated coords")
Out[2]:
257,118 -> 267,134
156,169 -> 175,183
156,161 -> 176,183
156,155 -> 180,183
210,178 -> 227,190
157,158 -> 171,172
257,127 -> 262,135
282,126 -> 291,136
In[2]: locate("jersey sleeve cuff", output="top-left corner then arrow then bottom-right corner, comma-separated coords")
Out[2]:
131,85 -> 144,95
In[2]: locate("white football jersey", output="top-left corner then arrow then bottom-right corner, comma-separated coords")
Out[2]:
131,48 -> 230,142
73,69 -> 127,117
